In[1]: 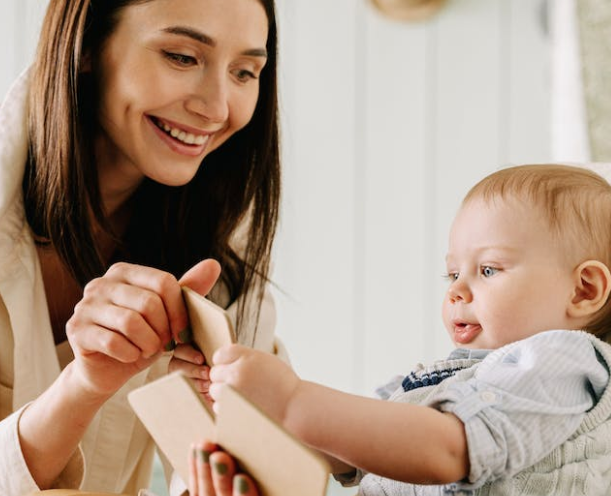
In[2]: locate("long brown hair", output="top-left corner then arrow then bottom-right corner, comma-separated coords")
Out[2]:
23,0 -> 281,336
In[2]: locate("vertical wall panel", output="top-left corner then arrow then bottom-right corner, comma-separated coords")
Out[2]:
361,11 -> 429,394
428,0 -> 506,360
0,2 -> 19,100
273,0 -> 360,393
0,0 -> 47,101
506,0 -> 551,165
23,1 -> 48,61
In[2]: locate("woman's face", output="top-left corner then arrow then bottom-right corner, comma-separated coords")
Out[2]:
93,0 -> 269,191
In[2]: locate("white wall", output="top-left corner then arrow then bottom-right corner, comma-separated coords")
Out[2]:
274,0 -> 551,397
0,0 -> 47,98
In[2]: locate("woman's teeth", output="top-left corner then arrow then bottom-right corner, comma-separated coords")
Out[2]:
158,120 -> 208,146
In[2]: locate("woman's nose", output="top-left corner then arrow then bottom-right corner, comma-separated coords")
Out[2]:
447,279 -> 472,304
185,72 -> 229,123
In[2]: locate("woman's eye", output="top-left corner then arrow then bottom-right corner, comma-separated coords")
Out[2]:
444,272 -> 459,282
481,266 -> 499,277
163,51 -> 197,66
234,69 -> 257,83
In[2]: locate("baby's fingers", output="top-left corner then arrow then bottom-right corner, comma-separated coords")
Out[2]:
212,343 -> 249,365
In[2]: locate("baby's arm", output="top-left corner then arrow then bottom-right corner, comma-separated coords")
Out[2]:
210,344 -> 469,484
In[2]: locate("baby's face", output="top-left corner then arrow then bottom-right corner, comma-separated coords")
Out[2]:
441,197 -> 577,349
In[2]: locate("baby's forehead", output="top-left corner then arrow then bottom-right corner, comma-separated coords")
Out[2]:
464,190 -> 530,206
461,193 -> 542,217
457,192 -> 595,261
462,192 -> 551,225
452,196 -> 559,246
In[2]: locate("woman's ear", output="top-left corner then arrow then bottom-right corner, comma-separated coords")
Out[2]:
568,260 -> 611,318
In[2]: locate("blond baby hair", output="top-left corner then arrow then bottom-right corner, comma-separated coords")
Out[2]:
463,163 -> 611,340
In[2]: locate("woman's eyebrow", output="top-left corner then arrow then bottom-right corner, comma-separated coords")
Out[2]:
160,25 -> 268,58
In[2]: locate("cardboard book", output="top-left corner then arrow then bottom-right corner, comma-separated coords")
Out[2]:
128,288 -> 330,496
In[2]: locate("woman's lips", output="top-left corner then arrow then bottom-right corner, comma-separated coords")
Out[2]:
453,323 -> 482,344
147,116 -> 210,157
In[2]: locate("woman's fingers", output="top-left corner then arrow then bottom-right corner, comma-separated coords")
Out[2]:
190,441 -> 217,496
65,261 -> 193,397
179,259 -> 222,297
63,260 -> 224,399
189,443 -> 259,496
70,296 -> 163,359
233,474 -> 259,496
67,323 -> 142,363
210,450 -> 237,496
70,259 -> 223,362
168,344 -> 211,394
172,343 -> 206,365
103,262 -> 188,342
168,358 -> 210,381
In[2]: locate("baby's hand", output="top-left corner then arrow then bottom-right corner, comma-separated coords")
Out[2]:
168,343 -> 212,402
209,344 -> 300,424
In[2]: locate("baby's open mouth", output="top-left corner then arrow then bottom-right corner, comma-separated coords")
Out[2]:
453,322 -> 482,344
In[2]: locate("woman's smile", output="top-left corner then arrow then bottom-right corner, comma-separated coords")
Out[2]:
147,115 -> 213,157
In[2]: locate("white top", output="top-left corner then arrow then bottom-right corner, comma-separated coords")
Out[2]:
0,70 -> 286,496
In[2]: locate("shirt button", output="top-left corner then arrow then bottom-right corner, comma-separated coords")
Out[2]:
480,391 -> 497,403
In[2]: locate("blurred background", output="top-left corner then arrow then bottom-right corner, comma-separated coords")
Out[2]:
2,0 -> 608,494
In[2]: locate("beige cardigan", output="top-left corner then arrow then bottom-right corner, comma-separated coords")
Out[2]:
0,71 -> 286,496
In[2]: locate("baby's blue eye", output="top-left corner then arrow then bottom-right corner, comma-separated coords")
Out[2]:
481,266 -> 498,277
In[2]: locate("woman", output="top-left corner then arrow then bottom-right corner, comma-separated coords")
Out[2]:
0,0 -> 284,495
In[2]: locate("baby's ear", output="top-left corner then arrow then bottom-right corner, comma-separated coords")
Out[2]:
568,260 -> 611,318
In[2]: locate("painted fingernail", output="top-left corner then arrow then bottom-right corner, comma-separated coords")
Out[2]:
236,475 -> 249,494
214,462 -> 228,475
178,326 -> 192,344
197,449 -> 211,463
164,339 -> 176,352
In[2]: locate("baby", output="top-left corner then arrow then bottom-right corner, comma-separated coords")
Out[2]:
205,164 -> 611,495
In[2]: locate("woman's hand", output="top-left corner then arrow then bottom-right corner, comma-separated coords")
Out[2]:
168,258 -> 223,401
189,441 -> 259,496
66,259 -> 221,398
169,343 -> 212,400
